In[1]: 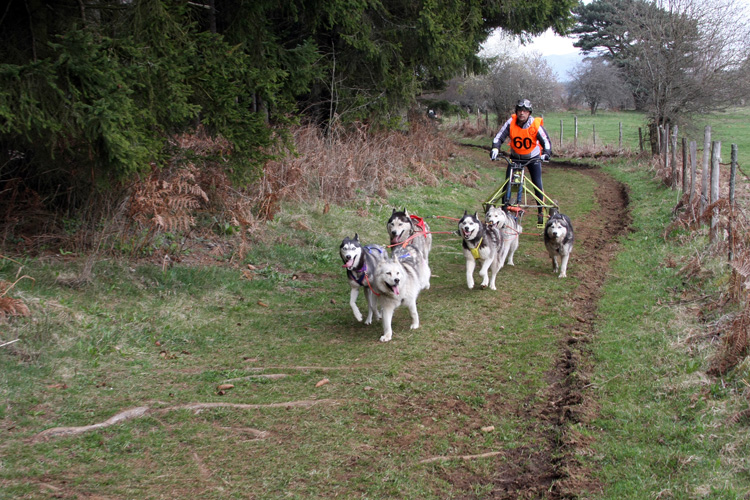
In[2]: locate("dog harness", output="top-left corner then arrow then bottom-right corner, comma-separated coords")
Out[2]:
347,245 -> 384,286
467,236 -> 483,260
409,214 -> 426,232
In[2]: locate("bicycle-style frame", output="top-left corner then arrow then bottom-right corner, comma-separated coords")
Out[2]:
482,156 -> 558,217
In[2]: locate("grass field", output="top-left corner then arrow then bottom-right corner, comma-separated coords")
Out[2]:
2,138 -> 750,497
458,107 -> 750,176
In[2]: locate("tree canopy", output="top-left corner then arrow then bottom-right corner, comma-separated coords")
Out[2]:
0,0 -> 576,208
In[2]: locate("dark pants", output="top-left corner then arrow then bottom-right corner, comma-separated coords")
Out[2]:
504,159 -> 544,216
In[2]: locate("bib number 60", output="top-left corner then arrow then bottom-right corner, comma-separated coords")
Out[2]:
513,137 -> 533,150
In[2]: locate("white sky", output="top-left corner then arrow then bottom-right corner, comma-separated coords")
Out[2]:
520,29 -> 578,56
480,28 -> 579,58
483,0 -> 750,57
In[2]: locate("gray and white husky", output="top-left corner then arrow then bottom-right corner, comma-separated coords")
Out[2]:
485,205 -> 522,268
339,234 -> 388,324
543,212 -> 574,278
386,208 -> 432,265
371,243 -> 430,342
458,211 -> 503,290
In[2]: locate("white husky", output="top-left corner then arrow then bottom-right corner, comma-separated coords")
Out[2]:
485,205 -> 522,268
544,212 -> 575,278
371,244 -> 430,342
458,211 -> 503,290
339,234 -> 387,324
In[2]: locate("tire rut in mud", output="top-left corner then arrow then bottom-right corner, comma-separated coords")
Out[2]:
488,161 -> 632,498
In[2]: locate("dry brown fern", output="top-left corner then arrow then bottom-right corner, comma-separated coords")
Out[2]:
708,309 -> 750,375
129,164 -> 209,232
0,297 -> 30,319
727,408 -> 750,425
0,276 -> 32,322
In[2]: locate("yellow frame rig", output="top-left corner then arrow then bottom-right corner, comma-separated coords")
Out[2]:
482,158 -> 559,228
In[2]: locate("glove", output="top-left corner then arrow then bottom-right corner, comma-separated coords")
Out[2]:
541,153 -> 550,162
490,148 -> 499,160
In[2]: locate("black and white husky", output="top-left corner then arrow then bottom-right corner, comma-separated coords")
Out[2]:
458,211 -> 503,290
371,243 -> 430,342
543,212 -> 574,278
386,208 -> 432,266
339,234 -> 388,324
485,205 -> 522,268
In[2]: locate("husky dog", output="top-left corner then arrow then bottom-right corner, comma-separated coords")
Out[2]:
371,246 -> 429,342
387,208 -> 432,264
458,211 -> 503,290
544,212 -> 575,278
485,205 -> 522,268
339,234 -> 388,324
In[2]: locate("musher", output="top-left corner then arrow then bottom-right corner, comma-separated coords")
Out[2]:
490,99 -> 552,227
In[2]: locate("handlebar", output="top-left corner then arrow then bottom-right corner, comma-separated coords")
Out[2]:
491,153 -> 547,166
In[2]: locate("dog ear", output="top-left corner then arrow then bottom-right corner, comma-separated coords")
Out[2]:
473,211 -> 478,219
391,208 -> 396,215
354,233 -> 359,241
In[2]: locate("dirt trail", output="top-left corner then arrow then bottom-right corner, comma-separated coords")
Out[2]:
486,161 -> 631,498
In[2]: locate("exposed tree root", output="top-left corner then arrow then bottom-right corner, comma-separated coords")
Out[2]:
418,451 -> 503,464
223,374 -> 288,382
32,399 -> 338,442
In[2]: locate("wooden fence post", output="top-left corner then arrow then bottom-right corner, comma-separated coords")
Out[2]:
639,128 -> 644,152
593,124 -> 596,146
701,125 -> 711,217
661,125 -> 669,180
574,116 -> 578,149
670,125 -> 678,190
619,122 -> 623,150
681,137 -> 688,193
657,125 -> 662,153
560,119 -> 563,148
729,144 -> 737,261
689,140 -> 697,206
710,140 -> 721,243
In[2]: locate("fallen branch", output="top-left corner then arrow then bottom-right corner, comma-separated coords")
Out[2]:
32,399 -> 338,442
0,339 -> 20,348
223,374 -> 288,383
33,407 -> 150,441
418,451 -> 503,464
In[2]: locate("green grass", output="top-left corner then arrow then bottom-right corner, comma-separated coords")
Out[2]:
1,145 -> 749,497
457,106 -> 750,176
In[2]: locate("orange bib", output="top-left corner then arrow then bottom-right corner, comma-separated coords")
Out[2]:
509,116 -> 543,156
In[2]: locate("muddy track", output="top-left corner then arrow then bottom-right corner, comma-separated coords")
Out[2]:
487,161 -> 632,498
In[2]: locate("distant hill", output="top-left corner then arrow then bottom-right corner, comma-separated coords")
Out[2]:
543,52 -> 585,82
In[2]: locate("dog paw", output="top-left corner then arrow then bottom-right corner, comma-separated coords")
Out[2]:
354,312 -> 363,322
379,334 -> 392,342
410,322 -> 419,330
489,284 -> 497,291
364,319 -> 372,325
558,273 -> 567,278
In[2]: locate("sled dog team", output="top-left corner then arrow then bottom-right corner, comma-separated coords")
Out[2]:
340,207 -> 574,342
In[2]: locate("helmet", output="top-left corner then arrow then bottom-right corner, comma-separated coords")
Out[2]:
515,99 -> 532,113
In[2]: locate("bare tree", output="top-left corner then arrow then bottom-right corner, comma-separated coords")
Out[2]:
577,0 -> 750,142
478,54 -> 559,123
568,57 -> 632,113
